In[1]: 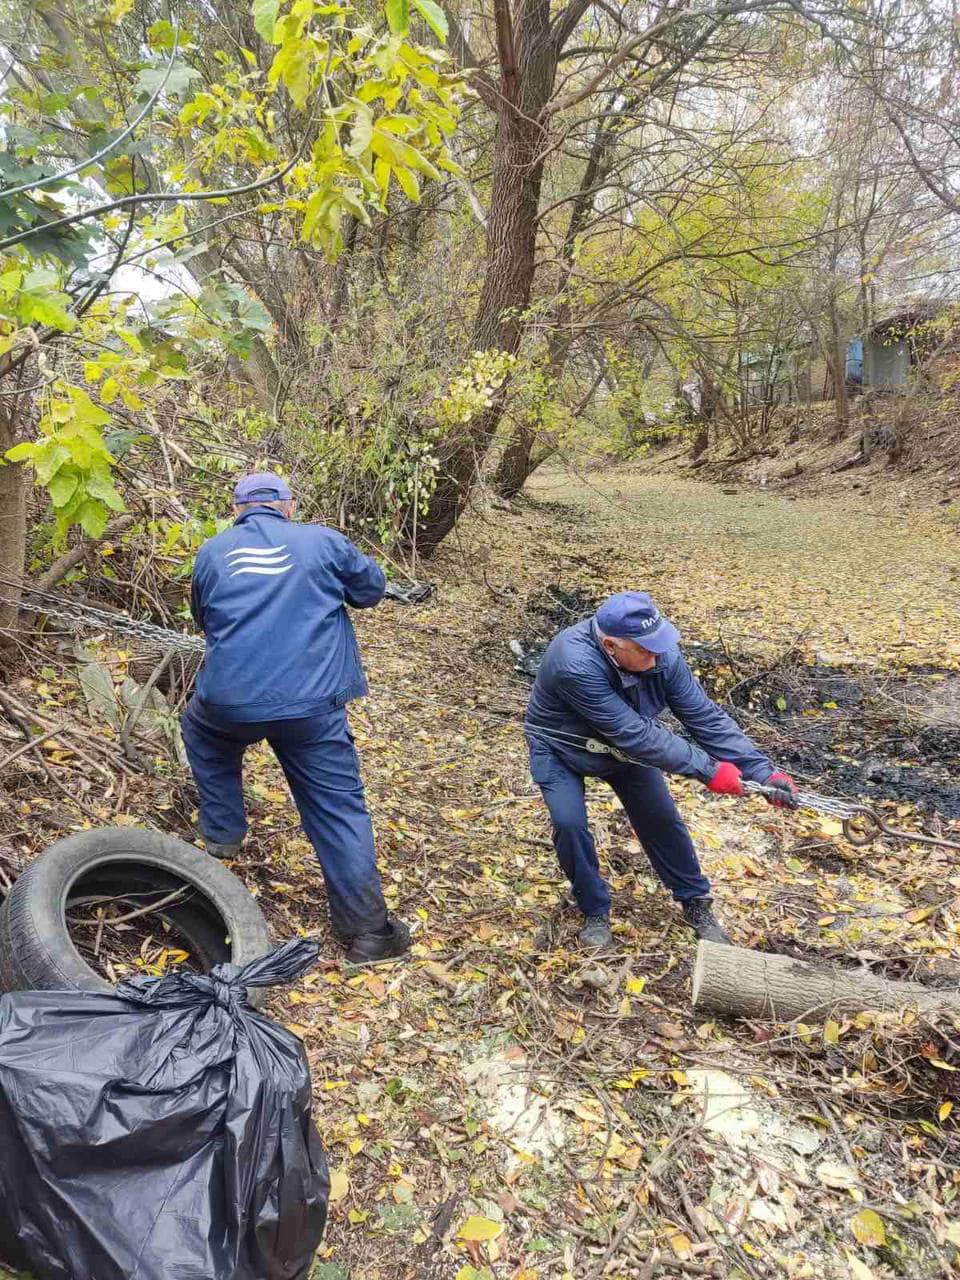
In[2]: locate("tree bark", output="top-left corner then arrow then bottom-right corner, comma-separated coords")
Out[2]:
416,0 -> 555,550
692,941 -> 960,1022
0,402 -> 27,642
828,294 -> 850,438
492,105 -> 619,499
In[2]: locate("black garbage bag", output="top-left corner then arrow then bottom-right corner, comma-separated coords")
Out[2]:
0,938 -> 329,1280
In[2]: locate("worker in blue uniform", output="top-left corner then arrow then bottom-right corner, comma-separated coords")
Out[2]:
525,591 -> 797,947
182,472 -> 409,964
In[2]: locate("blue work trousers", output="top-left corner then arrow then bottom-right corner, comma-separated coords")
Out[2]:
181,698 -> 388,938
527,738 -> 710,917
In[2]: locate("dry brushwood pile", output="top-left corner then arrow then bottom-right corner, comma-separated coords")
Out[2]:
2,463 -> 960,1280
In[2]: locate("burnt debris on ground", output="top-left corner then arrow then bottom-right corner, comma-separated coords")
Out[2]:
717,656 -> 960,821
509,584 -> 597,678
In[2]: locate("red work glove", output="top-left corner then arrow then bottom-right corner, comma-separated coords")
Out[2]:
766,770 -> 799,809
707,761 -> 744,796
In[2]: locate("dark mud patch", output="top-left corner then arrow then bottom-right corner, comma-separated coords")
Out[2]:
509,585 -> 597,678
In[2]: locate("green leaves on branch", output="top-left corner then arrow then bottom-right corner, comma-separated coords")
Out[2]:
386,0 -> 448,41
6,387 -> 125,542
0,0 -> 463,546
0,266 -> 76,342
241,0 -> 459,247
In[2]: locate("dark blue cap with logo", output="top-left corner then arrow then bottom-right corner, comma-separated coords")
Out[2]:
595,591 -> 680,654
233,471 -> 292,503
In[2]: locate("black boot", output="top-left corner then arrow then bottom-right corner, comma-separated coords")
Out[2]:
579,915 -> 614,949
346,916 -> 411,964
681,897 -> 731,944
202,838 -> 243,860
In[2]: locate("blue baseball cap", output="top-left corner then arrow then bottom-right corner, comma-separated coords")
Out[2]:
595,591 -> 680,654
233,471 -> 292,503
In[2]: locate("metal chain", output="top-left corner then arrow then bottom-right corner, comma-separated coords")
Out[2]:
0,590 -> 206,654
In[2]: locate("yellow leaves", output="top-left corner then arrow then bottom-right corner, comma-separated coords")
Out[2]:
905,906 -> 937,924
328,1168 -> 349,1203
940,1101 -> 953,1122
844,1248 -> 876,1280
824,1019 -> 841,1045
850,1208 -> 886,1247
457,1215 -> 502,1242
267,39 -> 314,108
667,1229 -> 693,1259
613,1068 -> 649,1090
819,819 -> 845,838
625,975 -> 646,995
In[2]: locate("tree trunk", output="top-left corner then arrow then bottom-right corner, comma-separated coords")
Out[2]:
0,403 -> 27,642
493,421 -> 537,498
492,104 -> 619,499
415,0 -> 554,550
828,297 -> 849,438
692,941 -> 960,1022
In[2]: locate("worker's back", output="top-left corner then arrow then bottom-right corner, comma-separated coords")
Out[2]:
190,506 -> 385,722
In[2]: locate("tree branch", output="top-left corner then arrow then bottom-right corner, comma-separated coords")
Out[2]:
441,4 -> 500,111
551,0 -> 596,56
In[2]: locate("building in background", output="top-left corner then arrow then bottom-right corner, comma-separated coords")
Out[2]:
847,301 -> 947,391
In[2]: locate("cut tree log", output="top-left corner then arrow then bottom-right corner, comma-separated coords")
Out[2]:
691,941 -> 960,1022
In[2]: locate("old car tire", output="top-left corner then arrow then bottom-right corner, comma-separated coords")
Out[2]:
0,828 -> 272,1005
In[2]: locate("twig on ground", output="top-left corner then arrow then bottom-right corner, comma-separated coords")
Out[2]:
0,725 -> 67,773
596,1198 -> 640,1275
69,886 -> 190,928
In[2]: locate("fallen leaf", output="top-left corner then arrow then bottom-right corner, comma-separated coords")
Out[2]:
363,972 -> 386,999
328,1168 -> 349,1203
816,1161 -> 860,1189
655,1019 -> 684,1039
824,1019 -> 841,1045
844,1248 -> 875,1280
851,1208 -> 885,1247
906,906 -> 937,923
458,1215 -> 503,1242
667,1229 -> 693,1259
940,1101 -> 953,1122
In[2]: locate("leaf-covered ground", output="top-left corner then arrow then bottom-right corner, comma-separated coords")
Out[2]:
3,467 -> 960,1280
260,469 -> 960,1280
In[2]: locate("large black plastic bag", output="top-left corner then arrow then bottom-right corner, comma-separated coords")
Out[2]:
0,938 -> 329,1280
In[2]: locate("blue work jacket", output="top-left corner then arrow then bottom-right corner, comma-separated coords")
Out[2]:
190,507 -> 385,722
525,619 -> 774,784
